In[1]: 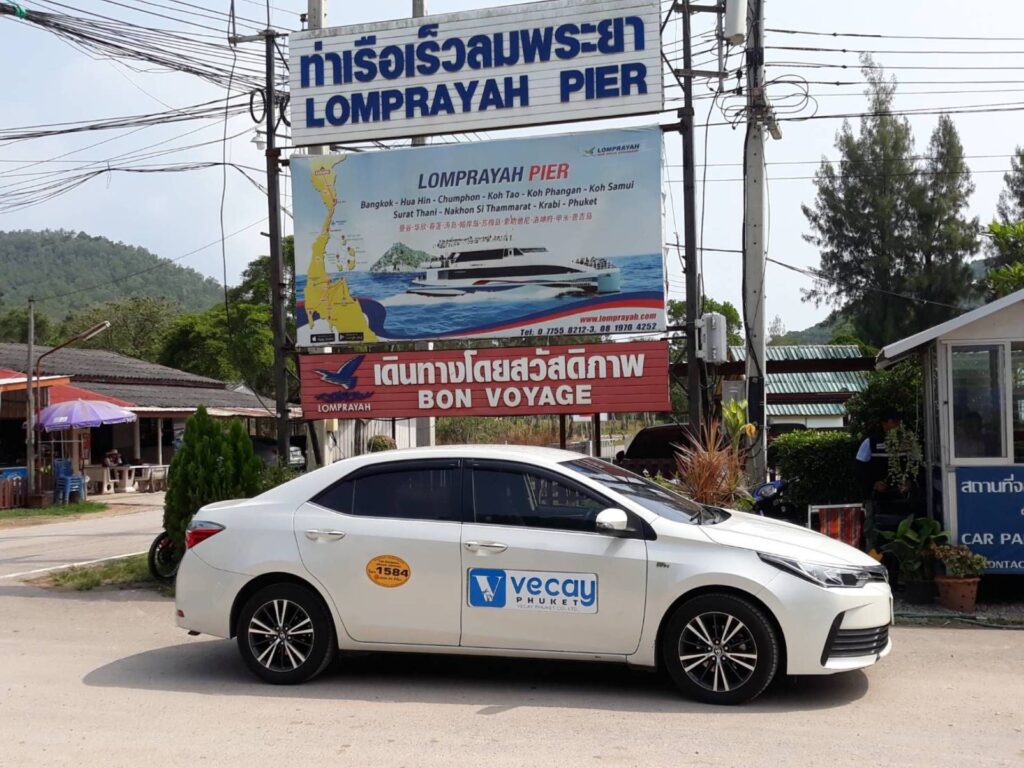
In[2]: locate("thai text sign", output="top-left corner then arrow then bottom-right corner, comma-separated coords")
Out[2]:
289,0 -> 663,144
291,126 -> 664,345
299,341 -> 670,419
955,467 -> 1024,573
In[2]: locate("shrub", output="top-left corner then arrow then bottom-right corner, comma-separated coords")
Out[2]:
935,544 -> 987,578
256,465 -> 302,493
673,421 -> 750,508
769,430 -> 862,510
163,406 -> 261,549
366,434 -> 397,452
845,359 -> 922,439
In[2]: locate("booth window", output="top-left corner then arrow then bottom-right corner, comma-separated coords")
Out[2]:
950,344 -> 1005,459
1013,342 -> 1024,463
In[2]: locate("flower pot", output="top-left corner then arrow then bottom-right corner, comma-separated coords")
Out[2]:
935,576 -> 981,613
903,579 -> 936,605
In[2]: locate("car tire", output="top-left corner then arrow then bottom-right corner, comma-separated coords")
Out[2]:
661,593 -> 779,705
236,583 -> 336,685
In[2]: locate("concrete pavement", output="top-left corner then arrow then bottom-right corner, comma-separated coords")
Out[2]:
0,506 -> 163,580
0,579 -> 1021,767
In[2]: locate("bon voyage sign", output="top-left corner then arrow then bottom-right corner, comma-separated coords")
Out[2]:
289,0 -> 663,144
299,341 -> 670,419
291,126 -> 664,345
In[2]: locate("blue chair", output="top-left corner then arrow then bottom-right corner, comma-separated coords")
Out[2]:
53,459 -> 88,505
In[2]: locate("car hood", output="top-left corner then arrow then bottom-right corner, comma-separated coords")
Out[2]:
701,510 -> 878,567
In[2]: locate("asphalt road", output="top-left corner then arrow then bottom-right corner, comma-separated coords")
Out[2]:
0,507 -> 163,580
0,579 -> 1021,767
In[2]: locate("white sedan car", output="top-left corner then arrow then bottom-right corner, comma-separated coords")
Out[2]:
175,445 -> 892,705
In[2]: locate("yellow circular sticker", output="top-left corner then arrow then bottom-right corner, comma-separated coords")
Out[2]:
366,555 -> 411,588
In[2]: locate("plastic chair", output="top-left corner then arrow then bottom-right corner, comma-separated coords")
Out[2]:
53,459 -> 88,505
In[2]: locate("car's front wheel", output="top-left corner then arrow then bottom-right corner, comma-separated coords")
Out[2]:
661,593 -> 779,705
236,583 -> 336,684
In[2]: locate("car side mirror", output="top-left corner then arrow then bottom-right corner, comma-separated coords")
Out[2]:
595,507 -> 629,532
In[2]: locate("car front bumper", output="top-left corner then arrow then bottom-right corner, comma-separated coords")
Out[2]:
758,573 -> 893,676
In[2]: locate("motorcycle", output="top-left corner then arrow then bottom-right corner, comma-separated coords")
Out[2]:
147,530 -> 181,584
750,479 -> 804,525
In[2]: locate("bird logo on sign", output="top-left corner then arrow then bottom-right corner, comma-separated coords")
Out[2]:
314,355 -> 364,390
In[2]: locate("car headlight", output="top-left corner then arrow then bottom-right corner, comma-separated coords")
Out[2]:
758,552 -> 888,588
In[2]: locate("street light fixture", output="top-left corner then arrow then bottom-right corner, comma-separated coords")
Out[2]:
26,320 -> 111,496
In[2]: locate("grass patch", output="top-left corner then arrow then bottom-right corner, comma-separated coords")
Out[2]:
0,501 -> 107,521
49,554 -> 167,594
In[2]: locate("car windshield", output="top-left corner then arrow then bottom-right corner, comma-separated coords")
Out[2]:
561,457 -> 728,525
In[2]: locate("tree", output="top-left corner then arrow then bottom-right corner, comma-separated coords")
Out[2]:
984,262 -> 1024,299
57,296 -> 183,362
159,303 -> 275,393
996,147 -> 1024,223
845,359 -> 923,440
0,305 -> 53,344
802,56 -> 978,347
163,406 -> 229,548
984,221 -> 1024,271
767,315 -> 786,343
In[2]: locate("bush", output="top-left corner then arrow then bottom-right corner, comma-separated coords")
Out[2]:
770,430 -> 862,510
163,406 -> 262,549
256,465 -> 302,493
673,421 -> 750,508
366,434 -> 397,452
845,359 -> 922,439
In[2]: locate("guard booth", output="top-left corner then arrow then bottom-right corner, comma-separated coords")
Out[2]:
877,288 -> 1024,574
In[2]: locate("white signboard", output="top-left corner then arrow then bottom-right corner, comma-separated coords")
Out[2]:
289,0 -> 663,145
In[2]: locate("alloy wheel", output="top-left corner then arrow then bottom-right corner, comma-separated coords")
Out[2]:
678,611 -> 759,693
247,598 -> 316,673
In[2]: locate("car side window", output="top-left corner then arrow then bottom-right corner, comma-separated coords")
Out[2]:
472,467 -> 606,533
313,465 -> 460,522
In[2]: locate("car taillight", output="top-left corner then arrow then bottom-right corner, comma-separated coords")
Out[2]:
185,521 -> 224,549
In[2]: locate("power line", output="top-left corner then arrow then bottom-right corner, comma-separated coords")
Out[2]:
766,27 -> 1024,42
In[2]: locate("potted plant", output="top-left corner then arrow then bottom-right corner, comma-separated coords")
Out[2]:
878,515 -> 950,604
933,544 -> 987,613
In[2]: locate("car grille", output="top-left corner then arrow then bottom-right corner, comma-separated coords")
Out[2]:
824,625 -> 890,661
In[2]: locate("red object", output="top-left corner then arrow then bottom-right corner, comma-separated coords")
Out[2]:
299,341 -> 671,420
185,522 -> 225,549
47,384 -> 134,406
814,505 -> 865,548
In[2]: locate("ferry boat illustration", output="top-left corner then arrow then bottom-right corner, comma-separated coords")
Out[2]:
407,246 -> 621,297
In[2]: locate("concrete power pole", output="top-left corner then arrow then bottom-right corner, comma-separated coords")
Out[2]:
743,0 -> 770,481
25,299 -> 34,496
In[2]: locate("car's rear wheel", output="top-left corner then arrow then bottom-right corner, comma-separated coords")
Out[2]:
236,583 -> 336,684
661,593 -> 779,705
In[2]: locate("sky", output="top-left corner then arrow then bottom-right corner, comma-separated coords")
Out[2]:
3,0 -> 1024,334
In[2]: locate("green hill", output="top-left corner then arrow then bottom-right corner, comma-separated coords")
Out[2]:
369,242 -> 432,273
0,230 -> 223,319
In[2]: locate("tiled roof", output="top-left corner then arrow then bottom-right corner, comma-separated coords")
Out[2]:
729,344 -> 863,361
0,343 -> 222,386
768,370 -> 868,395
80,382 -> 274,412
768,402 -> 848,416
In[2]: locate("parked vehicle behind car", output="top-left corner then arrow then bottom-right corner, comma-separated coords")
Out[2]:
251,436 -> 305,469
614,423 -> 687,477
175,445 -> 892,705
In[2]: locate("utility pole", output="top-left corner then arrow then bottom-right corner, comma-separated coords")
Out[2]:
743,0 -> 771,481
303,0 -> 328,468
264,29 -> 291,467
411,0 -> 426,151
233,25 -> 291,467
679,0 -> 703,432
25,299 -> 34,496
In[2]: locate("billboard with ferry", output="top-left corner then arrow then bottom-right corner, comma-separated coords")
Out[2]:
290,126 -> 664,344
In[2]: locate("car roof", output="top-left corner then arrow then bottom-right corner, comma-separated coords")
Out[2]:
257,444 -> 592,501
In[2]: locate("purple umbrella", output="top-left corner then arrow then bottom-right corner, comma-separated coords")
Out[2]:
37,399 -> 137,432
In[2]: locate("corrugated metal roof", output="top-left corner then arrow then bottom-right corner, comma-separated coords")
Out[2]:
729,344 -> 863,362
768,402 -> 847,416
768,370 -> 868,395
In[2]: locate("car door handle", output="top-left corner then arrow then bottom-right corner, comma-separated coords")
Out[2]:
305,529 -> 346,542
464,541 -> 507,553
